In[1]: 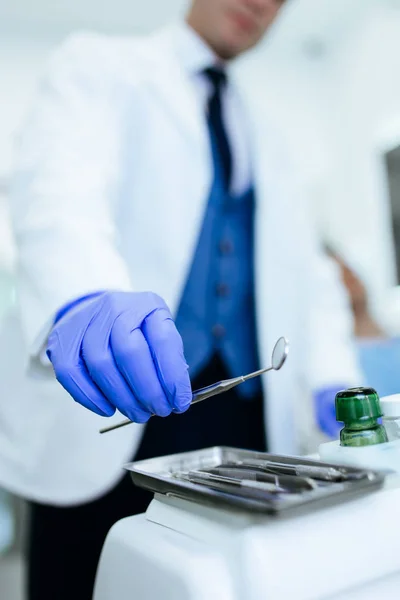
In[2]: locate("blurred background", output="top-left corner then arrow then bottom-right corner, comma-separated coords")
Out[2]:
1,0 -> 400,596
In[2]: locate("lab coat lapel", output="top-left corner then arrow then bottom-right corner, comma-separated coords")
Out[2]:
145,26 -> 209,150
235,78 -> 301,453
135,26 -> 213,311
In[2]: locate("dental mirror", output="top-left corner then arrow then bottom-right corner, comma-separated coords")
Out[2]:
99,336 -> 289,434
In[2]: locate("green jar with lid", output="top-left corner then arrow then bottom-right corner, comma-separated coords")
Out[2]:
336,387 -> 388,447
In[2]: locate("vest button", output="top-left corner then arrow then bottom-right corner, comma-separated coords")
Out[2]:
219,239 -> 234,255
215,283 -> 230,297
212,324 -> 226,339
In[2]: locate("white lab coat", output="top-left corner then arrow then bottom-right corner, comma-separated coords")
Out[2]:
0,24 -> 361,505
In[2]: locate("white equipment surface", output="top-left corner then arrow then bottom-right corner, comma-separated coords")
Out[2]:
94,474 -> 400,600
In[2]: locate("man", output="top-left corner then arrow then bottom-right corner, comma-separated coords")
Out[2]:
0,0 -> 361,598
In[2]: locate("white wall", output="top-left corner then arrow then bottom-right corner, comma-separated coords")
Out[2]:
320,2 -> 400,333
0,0 -> 188,36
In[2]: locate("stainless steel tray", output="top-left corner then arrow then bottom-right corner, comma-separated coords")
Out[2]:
125,446 -> 386,516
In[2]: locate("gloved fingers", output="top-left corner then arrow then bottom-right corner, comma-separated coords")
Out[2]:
142,308 -> 192,413
81,329 -> 153,423
317,400 -> 341,439
319,412 -> 341,439
47,331 -> 115,417
110,312 -> 176,417
314,386 -> 345,440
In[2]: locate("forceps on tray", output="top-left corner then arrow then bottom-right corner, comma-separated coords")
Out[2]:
99,336 -> 289,434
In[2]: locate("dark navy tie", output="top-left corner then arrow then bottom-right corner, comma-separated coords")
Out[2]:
204,67 -> 233,190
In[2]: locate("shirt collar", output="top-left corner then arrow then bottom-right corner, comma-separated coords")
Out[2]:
173,21 -> 226,77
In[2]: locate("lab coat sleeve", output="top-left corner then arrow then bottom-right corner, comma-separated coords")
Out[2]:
277,136 -> 363,390
9,34 -> 134,365
262,119 -> 362,392
292,168 -> 363,391
306,248 -> 362,389
291,182 -> 362,450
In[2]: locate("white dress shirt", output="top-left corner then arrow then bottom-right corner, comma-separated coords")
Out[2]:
173,23 -> 252,196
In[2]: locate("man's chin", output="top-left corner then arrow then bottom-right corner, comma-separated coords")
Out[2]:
217,39 -> 251,60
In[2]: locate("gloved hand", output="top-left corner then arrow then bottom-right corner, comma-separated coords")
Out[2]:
46,291 -> 192,422
314,385 -> 347,439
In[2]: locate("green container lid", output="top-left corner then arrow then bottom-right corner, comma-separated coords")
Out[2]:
335,387 -> 382,424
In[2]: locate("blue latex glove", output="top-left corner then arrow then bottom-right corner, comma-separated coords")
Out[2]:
46,291 -> 192,422
357,337 -> 400,398
314,385 -> 348,439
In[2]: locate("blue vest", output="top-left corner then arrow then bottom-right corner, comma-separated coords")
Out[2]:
175,129 -> 261,398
